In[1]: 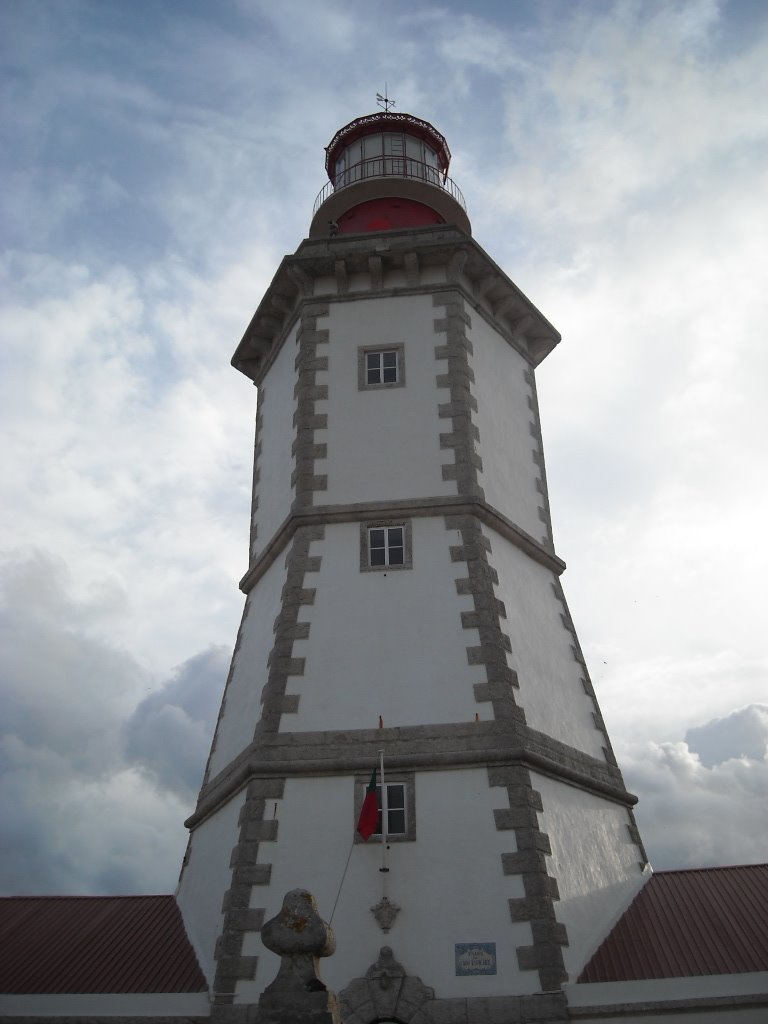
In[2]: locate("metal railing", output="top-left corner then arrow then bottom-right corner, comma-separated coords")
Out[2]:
312,157 -> 466,217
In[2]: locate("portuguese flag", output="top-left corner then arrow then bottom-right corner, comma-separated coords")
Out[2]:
357,767 -> 379,841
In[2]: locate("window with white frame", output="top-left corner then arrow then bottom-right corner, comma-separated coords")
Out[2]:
354,772 -> 416,843
360,521 -> 412,572
358,344 -> 405,391
370,525 -> 403,566
373,783 -> 406,836
367,349 -> 398,385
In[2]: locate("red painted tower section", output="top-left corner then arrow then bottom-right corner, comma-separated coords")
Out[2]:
310,111 -> 471,238
335,197 -> 444,235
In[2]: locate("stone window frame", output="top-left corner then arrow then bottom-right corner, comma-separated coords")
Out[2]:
357,343 -> 406,391
359,520 -> 413,573
354,771 -> 416,844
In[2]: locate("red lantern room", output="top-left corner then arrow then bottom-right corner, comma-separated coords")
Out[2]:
309,110 -> 471,238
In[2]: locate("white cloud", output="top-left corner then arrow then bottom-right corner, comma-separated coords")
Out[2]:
487,0 -> 768,233
622,703 -> 768,869
1,245 -> 258,672
686,703 -> 768,767
1,0 -> 766,895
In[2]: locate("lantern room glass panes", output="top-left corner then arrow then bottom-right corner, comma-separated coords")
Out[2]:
423,145 -> 439,183
334,132 -> 439,187
384,133 -> 405,175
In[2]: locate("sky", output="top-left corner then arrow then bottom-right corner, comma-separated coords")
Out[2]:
1,0 -> 767,896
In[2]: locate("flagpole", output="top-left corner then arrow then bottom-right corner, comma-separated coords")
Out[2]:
328,836 -> 355,927
379,748 -> 389,897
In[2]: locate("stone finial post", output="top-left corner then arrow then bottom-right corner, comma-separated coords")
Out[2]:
254,889 -> 341,1024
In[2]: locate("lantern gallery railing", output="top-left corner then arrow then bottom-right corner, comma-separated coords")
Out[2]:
312,157 -> 466,217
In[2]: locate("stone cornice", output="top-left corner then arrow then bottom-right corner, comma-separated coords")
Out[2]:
568,992 -> 768,1020
185,720 -> 635,831
231,226 -> 561,383
240,496 -> 565,594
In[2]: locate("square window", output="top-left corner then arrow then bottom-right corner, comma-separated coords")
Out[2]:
360,521 -> 412,572
358,344 -> 405,391
354,773 -> 416,843
366,350 -> 398,385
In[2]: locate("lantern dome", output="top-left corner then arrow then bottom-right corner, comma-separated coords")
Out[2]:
309,111 -> 471,237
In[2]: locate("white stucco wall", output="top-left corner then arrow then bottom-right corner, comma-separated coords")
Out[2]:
172,259 -> 659,1015
532,772 -> 648,979
176,789 -> 247,986
489,530 -> 606,759
252,320 -> 299,559
236,768 -> 540,1003
567,973 -> 768,1023
321,294 -> 457,506
207,553 -> 287,778
0,993 -> 212,1016
470,315 -> 545,541
286,518 -> 489,732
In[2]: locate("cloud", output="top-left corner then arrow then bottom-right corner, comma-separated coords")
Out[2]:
1,0 -> 767,896
685,703 -> 768,768
593,652 -> 768,750
1,745 -> 191,896
1,245 -> 256,674
621,703 -> 768,869
0,550 -> 223,895
0,551 -> 141,774
485,0 -> 767,233
125,646 -> 228,799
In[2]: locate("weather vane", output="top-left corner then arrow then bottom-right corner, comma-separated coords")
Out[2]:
376,86 -> 395,113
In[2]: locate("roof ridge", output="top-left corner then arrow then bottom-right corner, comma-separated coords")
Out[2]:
654,863 -> 768,876
0,893 -> 174,901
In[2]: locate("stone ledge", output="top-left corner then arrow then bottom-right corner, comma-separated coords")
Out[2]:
186,724 -> 634,830
232,231 -> 560,386
240,495 -> 565,595
0,1019 -> 211,1024
568,992 -> 768,1019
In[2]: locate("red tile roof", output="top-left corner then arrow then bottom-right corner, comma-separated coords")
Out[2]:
0,894 -> 208,994
579,864 -> 768,983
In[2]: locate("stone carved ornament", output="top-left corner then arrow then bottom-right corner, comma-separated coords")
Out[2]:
371,895 -> 401,933
255,888 -> 341,1024
339,946 -> 434,1024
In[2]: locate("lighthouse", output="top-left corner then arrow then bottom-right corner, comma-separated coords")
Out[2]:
175,107 -> 649,1021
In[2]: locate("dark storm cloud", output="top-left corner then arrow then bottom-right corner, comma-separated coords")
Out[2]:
124,645 -> 228,800
0,550 -> 224,894
0,551 -> 140,774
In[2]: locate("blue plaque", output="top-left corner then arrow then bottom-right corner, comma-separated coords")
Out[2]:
455,942 -> 497,976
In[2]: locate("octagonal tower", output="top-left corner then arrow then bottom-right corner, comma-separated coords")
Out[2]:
177,110 -> 649,1024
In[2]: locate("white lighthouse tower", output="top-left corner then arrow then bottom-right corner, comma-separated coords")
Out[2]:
176,107 -> 649,1023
